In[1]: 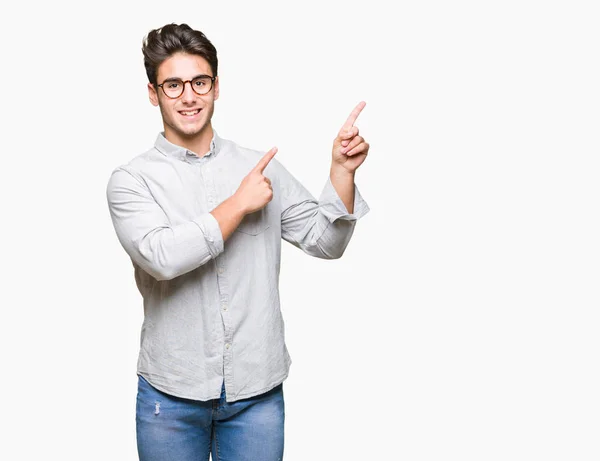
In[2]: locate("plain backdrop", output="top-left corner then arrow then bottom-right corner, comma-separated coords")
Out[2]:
2,0 -> 599,460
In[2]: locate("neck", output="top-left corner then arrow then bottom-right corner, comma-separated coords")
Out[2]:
164,123 -> 214,157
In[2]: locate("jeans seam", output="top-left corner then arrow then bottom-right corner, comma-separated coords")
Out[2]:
206,425 -> 213,461
214,427 -> 221,461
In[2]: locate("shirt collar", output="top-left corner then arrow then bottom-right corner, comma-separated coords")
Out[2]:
154,129 -> 221,161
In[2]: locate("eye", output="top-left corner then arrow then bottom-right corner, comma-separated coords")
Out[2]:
167,82 -> 181,89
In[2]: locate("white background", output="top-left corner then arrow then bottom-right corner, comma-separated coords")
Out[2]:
2,0 -> 599,459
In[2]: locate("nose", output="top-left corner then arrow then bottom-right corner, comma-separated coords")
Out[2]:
181,81 -> 196,103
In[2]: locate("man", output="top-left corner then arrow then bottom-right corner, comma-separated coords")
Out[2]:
106,23 -> 370,461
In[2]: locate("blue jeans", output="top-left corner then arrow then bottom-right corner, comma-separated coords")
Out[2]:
136,375 -> 285,461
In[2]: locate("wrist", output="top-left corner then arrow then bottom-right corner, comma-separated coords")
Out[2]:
229,193 -> 248,217
330,165 -> 355,181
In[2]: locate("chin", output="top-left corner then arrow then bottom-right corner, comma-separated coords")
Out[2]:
177,123 -> 204,137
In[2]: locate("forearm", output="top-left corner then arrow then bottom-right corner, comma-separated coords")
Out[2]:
115,199 -> 243,282
329,167 -> 356,214
145,195 -> 246,279
107,167 -> 230,281
131,217 -> 222,280
281,171 -> 369,260
210,194 -> 247,242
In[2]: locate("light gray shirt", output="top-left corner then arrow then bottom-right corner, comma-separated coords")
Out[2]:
106,130 -> 370,402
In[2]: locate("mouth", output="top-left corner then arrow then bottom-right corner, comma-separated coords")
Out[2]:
178,108 -> 202,119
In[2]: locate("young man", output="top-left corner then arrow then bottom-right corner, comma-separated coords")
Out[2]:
106,23 -> 370,461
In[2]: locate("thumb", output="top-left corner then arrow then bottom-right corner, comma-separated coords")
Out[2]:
338,126 -> 356,142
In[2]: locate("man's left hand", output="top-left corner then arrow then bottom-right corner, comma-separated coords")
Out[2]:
331,101 -> 370,174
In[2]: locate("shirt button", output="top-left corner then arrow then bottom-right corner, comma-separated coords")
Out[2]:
225,343 -> 230,349
222,304 -> 228,311
218,267 -> 224,274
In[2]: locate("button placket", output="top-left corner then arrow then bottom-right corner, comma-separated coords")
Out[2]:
203,162 -> 234,395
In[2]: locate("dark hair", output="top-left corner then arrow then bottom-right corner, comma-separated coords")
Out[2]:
142,23 -> 218,86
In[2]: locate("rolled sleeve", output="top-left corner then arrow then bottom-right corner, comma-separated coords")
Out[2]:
274,157 -> 369,259
192,213 -> 224,258
106,167 -> 224,281
318,177 -> 370,224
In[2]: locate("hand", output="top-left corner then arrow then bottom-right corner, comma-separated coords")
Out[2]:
332,101 -> 370,174
234,147 -> 277,215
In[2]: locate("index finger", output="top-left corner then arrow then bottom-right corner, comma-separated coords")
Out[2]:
254,146 -> 278,173
342,101 -> 366,131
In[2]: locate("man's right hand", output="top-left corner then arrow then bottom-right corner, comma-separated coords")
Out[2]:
210,147 -> 277,243
233,147 -> 278,215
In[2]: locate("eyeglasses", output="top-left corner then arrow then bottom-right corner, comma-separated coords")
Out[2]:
156,75 -> 217,99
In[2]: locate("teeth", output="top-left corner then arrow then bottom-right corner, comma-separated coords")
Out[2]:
181,109 -> 200,116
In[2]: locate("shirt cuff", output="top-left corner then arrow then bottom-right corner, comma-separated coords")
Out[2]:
318,177 -> 370,224
192,213 -> 225,258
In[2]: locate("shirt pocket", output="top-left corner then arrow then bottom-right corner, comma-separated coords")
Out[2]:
235,208 -> 271,235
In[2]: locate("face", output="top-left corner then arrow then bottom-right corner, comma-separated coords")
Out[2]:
148,52 -> 219,141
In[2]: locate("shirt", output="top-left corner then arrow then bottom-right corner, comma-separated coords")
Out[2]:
106,129 -> 370,402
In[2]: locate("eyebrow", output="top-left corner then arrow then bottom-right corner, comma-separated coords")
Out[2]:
162,74 -> 213,83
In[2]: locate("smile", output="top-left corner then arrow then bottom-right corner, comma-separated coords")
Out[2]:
179,109 -> 202,117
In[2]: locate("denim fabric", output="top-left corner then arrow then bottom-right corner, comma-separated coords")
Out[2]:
136,374 -> 285,461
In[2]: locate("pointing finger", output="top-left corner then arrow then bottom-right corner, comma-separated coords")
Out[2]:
254,147 -> 278,173
341,101 -> 366,131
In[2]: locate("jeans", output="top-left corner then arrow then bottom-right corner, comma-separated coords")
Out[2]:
136,375 -> 285,461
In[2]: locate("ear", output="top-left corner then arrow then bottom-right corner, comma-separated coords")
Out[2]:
148,83 -> 159,107
213,76 -> 220,101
